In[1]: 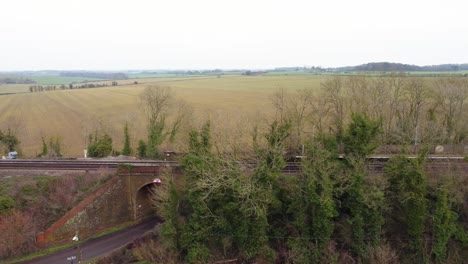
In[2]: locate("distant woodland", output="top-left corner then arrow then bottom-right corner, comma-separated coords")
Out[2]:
0,77 -> 35,84
59,71 -> 128,80
335,62 -> 468,72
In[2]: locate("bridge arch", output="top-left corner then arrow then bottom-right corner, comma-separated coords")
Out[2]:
134,182 -> 159,220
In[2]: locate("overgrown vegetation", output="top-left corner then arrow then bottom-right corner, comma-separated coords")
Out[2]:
139,85 -> 190,158
87,131 -> 113,158
127,114 -> 467,263
0,128 -> 20,153
37,135 -> 63,157
122,122 -> 132,156
0,173 -> 111,260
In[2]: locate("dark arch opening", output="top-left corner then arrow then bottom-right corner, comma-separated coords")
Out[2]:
135,183 -> 156,220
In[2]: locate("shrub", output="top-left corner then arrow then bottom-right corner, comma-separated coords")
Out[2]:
138,140 -> 147,158
0,195 -> 16,213
384,154 -> 428,261
0,210 -> 35,259
88,132 -> 113,158
122,123 -> 132,156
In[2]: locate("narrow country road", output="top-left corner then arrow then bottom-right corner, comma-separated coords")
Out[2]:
20,218 -> 159,264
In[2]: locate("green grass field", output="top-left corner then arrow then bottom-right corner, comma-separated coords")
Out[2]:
28,76 -> 104,85
128,73 -> 194,78
0,75 -> 326,157
406,71 -> 468,76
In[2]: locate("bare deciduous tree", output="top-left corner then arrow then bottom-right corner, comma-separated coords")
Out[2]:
0,210 -> 35,259
140,85 -> 191,157
168,99 -> 192,143
434,78 -> 468,143
290,88 -> 314,144
384,75 -> 405,143
271,88 -> 315,151
140,85 -> 174,127
322,76 -> 346,139
347,76 -> 370,114
310,95 -> 330,136
405,78 -> 429,144
271,88 -> 289,123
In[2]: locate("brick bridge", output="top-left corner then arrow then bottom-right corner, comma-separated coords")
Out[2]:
118,163 -> 181,220
2,157 -> 462,244
34,162 -> 181,244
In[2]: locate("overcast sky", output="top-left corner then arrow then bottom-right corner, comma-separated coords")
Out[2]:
1,0 -> 467,70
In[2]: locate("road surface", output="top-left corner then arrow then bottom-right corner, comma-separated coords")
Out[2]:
21,218 -> 159,264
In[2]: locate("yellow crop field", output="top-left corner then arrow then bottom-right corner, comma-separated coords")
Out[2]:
0,75 -> 327,157
0,84 -> 31,94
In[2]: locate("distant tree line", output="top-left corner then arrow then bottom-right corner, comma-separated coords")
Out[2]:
59,71 -> 128,80
28,82 -> 118,92
0,77 -> 35,84
242,70 -> 266,76
28,85 -> 58,92
71,82 -> 118,89
270,75 -> 468,155
335,62 -> 468,72
149,70 -> 225,75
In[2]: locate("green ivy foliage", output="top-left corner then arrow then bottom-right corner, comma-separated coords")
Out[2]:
343,113 -> 380,158
340,114 -> 384,259
87,132 -> 113,158
432,184 -> 459,263
158,121 -> 290,263
146,122 -> 165,158
384,153 -> 428,261
152,115 -> 466,263
137,140 -> 147,158
286,139 -> 339,263
122,123 -> 132,156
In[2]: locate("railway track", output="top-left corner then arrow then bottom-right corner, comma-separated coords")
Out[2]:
0,156 -> 466,175
0,159 -> 178,171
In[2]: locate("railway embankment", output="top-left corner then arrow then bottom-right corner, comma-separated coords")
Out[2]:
36,175 -> 132,245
